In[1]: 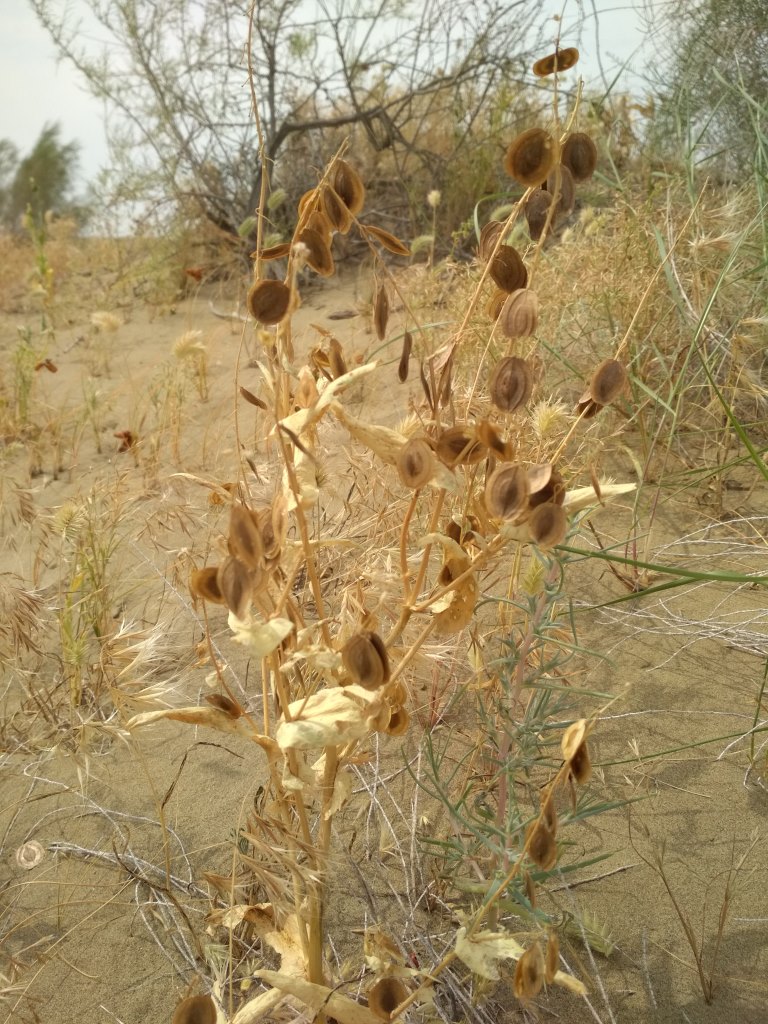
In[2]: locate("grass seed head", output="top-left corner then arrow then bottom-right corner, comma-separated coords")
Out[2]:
561,132 -> 598,182
504,128 -> 556,187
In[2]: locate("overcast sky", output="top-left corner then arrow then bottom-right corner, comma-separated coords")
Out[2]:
0,1 -> 655,193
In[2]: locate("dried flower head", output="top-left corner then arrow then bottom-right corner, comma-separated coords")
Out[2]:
90,311 -> 122,332
173,330 -> 206,359
427,189 -> 442,209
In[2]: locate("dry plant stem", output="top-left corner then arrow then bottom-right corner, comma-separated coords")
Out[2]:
387,488 -> 446,644
389,618 -> 437,686
400,489 -> 421,600
307,744 -> 340,988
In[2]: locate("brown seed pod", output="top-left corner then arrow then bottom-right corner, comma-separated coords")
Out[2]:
298,188 -> 319,216
499,288 -> 539,339
246,279 -> 291,326
205,693 -> 243,718
228,503 -> 263,572
306,208 -> 334,242
526,817 -> 557,870
341,631 -> 390,689
478,219 -> 504,261
541,793 -> 558,836
328,336 -> 347,379
524,189 -> 553,241
570,741 -> 592,784
373,282 -> 389,341
489,244 -> 528,293
489,356 -> 533,413
398,330 -> 412,382
545,930 -> 560,984
297,227 -> 335,277
590,358 -> 627,406
545,163 -> 575,218
362,223 -> 411,257
504,128 -> 556,187
532,47 -> 580,77
575,388 -> 602,419
190,567 -> 225,605
486,288 -> 508,321
382,705 -> 410,737
320,186 -> 353,233
524,870 -> 537,910
251,241 -> 292,261
561,132 -> 598,182
527,464 -> 565,508
432,568 -> 478,636
484,464 -> 530,519
513,942 -> 545,1001
239,386 -> 267,409
216,556 -> 253,620
368,976 -> 408,1021
333,159 -> 365,215
435,426 -> 485,467
172,994 -> 216,1024
476,419 -> 510,460
397,437 -> 434,488
528,501 -> 568,548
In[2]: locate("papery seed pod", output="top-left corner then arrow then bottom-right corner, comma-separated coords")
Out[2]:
295,365 -> 319,409
561,718 -> 589,761
190,567 -> 226,605
499,288 -> 539,339
247,280 -> 291,326
489,244 -> 528,293
561,132 -> 598,182
524,188 -> 553,241
328,336 -> 347,379
239,386 -> 267,409
383,705 -> 410,736
575,388 -> 602,419
545,931 -> 560,984
524,870 -> 537,910
432,569 -> 478,635
368,976 -> 408,1021
478,219 -> 504,261
205,693 -> 243,718
528,501 -> 568,549
398,330 -> 412,382
435,426 -> 485,467
321,186 -> 353,233
489,356 -> 533,413
387,679 -> 408,706
362,223 -> 411,257
545,163 -> 575,218
298,189 -> 319,216
216,556 -> 253,620
532,46 -> 580,77
306,208 -> 334,241
333,159 -> 365,215
486,288 -> 507,321
397,437 -> 434,488
342,631 -> 390,689
513,942 -> 545,1001
542,793 -> 558,836
570,740 -> 592,784
527,464 -> 565,508
252,242 -> 292,261
504,128 -> 556,187
526,817 -> 557,870
172,994 -> 217,1024
590,358 -> 627,406
476,419 -> 509,459
373,282 -> 389,340
484,464 -> 530,519
228,503 -> 264,572
297,227 -> 335,277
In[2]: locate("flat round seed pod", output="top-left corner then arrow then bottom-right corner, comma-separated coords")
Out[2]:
526,817 -> 557,869
528,465 -> 565,507
489,244 -> 527,293
504,128 -> 556,187
382,705 -> 410,737
247,279 -> 291,325
513,942 -> 545,1001
341,631 -> 390,689
545,163 -> 575,218
485,464 -> 530,519
368,976 -> 409,1021
362,223 -> 411,257
190,566 -> 225,605
561,132 -> 598,182
305,208 -> 334,242
489,356 -> 533,413
205,693 -> 243,718
228,502 -> 263,572
333,159 -> 365,215
298,189 -> 319,216
528,501 -> 567,548
476,419 -> 509,459
499,288 -> 539,339
486,288 -> 507,321
478,219 -> 504,261
396,437 -> 434,488
320,186 -> 353,233
435,426 -> 485,467
172,995 -> 216,1024
545,931 -> 560,984
524,188 -> 553,241
570,740 -> 592,783
575,388 -> 602,419
590,359 -> 626,405
297,227 -> 334,277
252,242 -> 292,261
532,46 -> 579,77
216,555 -> 253,621
432,568 -> 478,635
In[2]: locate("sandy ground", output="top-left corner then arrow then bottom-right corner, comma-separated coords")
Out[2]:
1,269 -> 767,1024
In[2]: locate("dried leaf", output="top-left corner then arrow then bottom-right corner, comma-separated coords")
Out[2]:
255,970 -> 381,1024
276,686 -> 383,750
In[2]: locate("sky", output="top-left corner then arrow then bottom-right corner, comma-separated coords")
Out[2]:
0,1 -> 656,195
